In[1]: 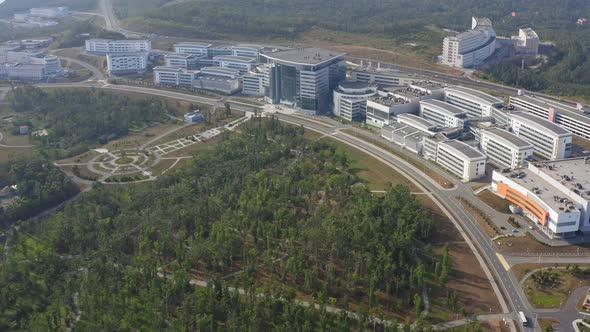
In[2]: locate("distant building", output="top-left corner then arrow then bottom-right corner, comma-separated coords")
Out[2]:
332,81 -> 377,122
19,125 -> 29,135
0,63 -> 45,80
480,128 -> 534,169
441,17 -> 497,68
419,100 -> 467,128
510,93 -> 590,140
365,93 -> 415,128
29,7 -> 70,18
193,67 -> 241,94
444,86 -> 504,118
231,44 -> 263,58
153,66 -> 199,87
492,158 -> 590,238
512,28 -> 539,56
184,111 -> 203,123
509,112 -> 573,160
351,68 -> 417,87
213,55 -> 257,75
106,52 -> 148,75
174,42 -> 211,56
85,39 -> 152,54
164,54 -> 200,69
430,139 -> 487,181
261,47 -> 346,114
242,65 -> 270,96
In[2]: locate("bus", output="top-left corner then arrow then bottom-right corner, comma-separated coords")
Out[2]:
518,311 -> 528,326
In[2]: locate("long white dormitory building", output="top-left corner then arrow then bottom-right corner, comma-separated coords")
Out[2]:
153,66 -> 199,87
509,112 -> 573,160
480,127 -> 533,169
106,53 -> 148,75
427,139 -> 487,181
419,99 -> 467,128
85,39 -> 152,54
510,94 -> 590,140
444,86 -> 504,118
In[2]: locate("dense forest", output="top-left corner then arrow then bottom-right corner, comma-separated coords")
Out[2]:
0,157 -> 77,225
0,118 -> 462,331
10,86 -> 170,158
480,31 -> 590,101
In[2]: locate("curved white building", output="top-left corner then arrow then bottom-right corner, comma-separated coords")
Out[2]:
509,112 -> 572,160
444,86 -> 503,118
442,17 -> 496,68
333,81 -> 377,122
397,114 -> 438,134
419,99 -> 467,128
480,128 -> 534,169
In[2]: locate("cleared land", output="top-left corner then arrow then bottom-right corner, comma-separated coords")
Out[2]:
523,269 -> 590,309
477,189 -> 511,214
496,234 -> 590,254
511,263 -> 590,281
538,318 -> 560,332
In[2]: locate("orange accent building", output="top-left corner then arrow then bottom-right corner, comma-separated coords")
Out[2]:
496,183 -> 549,225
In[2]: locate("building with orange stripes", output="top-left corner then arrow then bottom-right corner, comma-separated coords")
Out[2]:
491,158 -> 590,238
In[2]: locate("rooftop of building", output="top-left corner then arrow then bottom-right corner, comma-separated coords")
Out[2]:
440,140 -> 487,160
368,94 -> 410,107
261,47 -> 345,66
397,113 -> 438,131
154,66 -> 196,73
421,99 -> 467,116
445,86 -> 503,105
87,38 -> 149,43
352,67 -> 418,78
510,94 -> 590,124
212,55 -> 257,63
495,167 -> 581,212
199,66 -> 240,77
482,127 -> 534,149
392,86 -> 436,99
174,42 -> 212,48
532,158 -> 590,201
520,28 -> 539,39
231,44 -> 263,50
473,17 -> 492,28
106,52 -> 148,58
509,111 -> 572,136
165,53 -> 199,59
410,80 -> 445,91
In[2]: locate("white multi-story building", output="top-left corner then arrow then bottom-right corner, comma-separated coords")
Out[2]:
512,28 -> 540,56
85,39 -> 152,54
164,54 -> 200,69
510,94 -> 590,140
29,54 -> 61,75
153,66 -> 199,87
29,7 -> 70,18
0,51 -> 62,78
332,81 -> 377,122
509,112 -> 573,160
0,63 -> 45,80
365,94 -> 415,128
432,139 -> 487,181
492,158 -> 590,238
242,65 -> 270,96
174,42 -> 211,56
351,68 -> 417,87
420,100 -> 467,128
212,55 -> 257,75
231,44 -> 263,58
441,17 -> 497,68
444,86 -> 504,118
480,128 -> 534,169
106,52 -> 148,75
193,67 -> 241,94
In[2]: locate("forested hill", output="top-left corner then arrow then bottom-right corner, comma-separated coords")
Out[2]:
0,0 -> 95,17
0,117 -> 451,331
115,0 -> 590,39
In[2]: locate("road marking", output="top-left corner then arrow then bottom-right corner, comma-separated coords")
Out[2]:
496,253 -> 511,271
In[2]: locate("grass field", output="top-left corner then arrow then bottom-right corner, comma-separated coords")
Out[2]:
497,233 -> 590,254
538,318 -> 560,332
477,189 -> 511,214
523,270 -> 590,309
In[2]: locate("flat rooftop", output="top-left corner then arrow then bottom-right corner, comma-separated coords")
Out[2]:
261,47 -> 345,66
175,42 -> 212,48
511,94 -> 590,124
497,168 -> 580,212
397,113 -> 437,130
421,99 -> 467,115
534,158 -> 590,200
410,81 -> 445,91
509,111 -> 571,136
338,80 -> 371,90
369,94 -> 409,107
352,67 -> 418,78
445,86 -> 503,105
441,140 -> 486,160
213,55 -> 257,63
482,127 -> 534,149
520,28 -> 539,39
